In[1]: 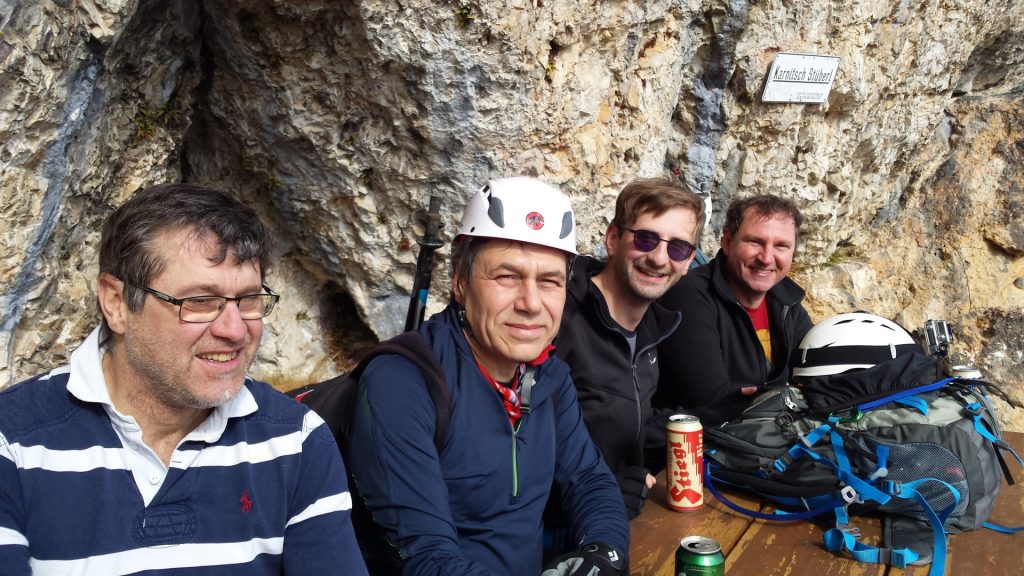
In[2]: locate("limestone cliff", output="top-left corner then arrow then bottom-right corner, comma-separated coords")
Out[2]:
2,1 -> 1022,427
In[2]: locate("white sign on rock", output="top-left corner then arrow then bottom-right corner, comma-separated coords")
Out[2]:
762,52 -> 841,104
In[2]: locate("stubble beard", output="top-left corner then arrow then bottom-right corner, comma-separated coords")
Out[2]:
123,329 -> 248,411
621,256 -> 673,303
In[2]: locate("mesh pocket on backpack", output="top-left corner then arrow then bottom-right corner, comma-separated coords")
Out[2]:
854,437 -> 969,521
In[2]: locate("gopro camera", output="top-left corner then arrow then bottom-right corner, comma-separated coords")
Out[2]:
923,319 -> 953,357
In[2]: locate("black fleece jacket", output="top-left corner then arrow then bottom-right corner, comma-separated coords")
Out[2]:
653,250 -> 812,463
555,255 -> 681,476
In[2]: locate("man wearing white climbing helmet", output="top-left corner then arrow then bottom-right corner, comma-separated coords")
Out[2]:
348,177 -> 629,576
451,177 -> 578,376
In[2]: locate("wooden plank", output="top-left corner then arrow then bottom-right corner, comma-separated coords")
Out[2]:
630,474 -> 758,575
891,430 -> 1024,576
630,433 -> 1024,575
725,508 -> 887,576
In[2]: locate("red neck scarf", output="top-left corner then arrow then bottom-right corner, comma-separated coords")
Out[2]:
476,345 -> 554,427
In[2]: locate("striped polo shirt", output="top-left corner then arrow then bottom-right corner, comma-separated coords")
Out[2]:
0,328 -> 367,575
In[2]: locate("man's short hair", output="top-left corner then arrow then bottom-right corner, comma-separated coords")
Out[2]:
723,194 -> 803,240
611,177 -> 707,241
98,183 -> 272,338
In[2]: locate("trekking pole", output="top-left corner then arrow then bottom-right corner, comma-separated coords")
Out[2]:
665,161 -> 712,270
404,195 -> 445,332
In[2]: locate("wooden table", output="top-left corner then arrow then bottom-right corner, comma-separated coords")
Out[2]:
630,431 -> 1024,575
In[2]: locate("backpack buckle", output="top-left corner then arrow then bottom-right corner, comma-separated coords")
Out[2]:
882,480 -> 902,495
835,523 -> 861,537
840,485 -> 861,504
831,405 -> 864,424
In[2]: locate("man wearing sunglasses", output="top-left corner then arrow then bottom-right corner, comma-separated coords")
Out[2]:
654,194 -> 813,431
554,177 -> 706,520
0,184 -> 367,575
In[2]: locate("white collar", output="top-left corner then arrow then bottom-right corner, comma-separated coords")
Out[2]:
66,327 -> 258,441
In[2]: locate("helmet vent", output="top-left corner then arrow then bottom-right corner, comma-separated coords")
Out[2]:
559,211 -> 573,239
486,195 -> 505,228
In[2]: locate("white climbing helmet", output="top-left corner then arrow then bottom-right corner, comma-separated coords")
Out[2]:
455,177 -> 578,255
791,312 -> 923,378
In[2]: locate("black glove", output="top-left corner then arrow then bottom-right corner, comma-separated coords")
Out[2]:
616,465 -> 651,520
541,542 -> 627,576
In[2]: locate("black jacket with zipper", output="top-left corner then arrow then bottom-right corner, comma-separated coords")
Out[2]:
653,249 -> 812,465
555,255 -> 681,476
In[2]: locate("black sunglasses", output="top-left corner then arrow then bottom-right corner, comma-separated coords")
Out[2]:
620,227 -> 696,262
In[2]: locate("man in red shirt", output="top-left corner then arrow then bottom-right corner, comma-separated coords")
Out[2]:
654,194 -> 812,429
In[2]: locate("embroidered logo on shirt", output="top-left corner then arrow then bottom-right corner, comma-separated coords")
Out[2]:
241,490 -> 253,513
131,504 -> 198,545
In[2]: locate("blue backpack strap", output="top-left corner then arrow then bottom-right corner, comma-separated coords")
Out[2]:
964,401 -> 1024,484
964,402 -> 1001,443
703,465 -> 846,521
824,506 -> 922,568
824,477 -> 959,576
971,424 -> 1024,534
823,428 -> 893,505
983,521 -> 1024,534
823,526 -> 922,569
895,395 -> 929,414
787,440 -> 892,506
774,422 -> 831,472
856,377 -> 956,412
869,444 -> 889,481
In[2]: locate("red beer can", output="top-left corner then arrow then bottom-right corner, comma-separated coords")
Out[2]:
666,414 -> 703,511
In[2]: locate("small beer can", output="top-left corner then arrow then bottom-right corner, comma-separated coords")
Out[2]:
666,414 -> 703,510
676,536 -> 725,575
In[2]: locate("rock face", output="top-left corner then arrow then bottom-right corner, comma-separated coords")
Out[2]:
2,1 -> 1023,427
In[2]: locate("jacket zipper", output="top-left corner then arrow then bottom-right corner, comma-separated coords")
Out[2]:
631,363 -> 642,446
630,317 -> 680,447
512,419 -> 522,497
779,304 -> 792,368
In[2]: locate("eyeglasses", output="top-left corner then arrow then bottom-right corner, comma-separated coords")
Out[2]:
620,227 -> 696,262
134,283 -> 280,323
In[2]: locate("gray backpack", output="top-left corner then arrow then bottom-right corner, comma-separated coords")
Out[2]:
704,354 -> 1023,576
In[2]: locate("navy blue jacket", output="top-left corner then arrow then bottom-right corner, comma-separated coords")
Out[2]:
348,306 -> 629,575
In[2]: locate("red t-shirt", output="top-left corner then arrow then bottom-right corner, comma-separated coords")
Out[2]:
745,299 -> 772,367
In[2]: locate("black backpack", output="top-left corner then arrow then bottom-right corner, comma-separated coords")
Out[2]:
702,353 -> 1024,576
288,331 -> 452,573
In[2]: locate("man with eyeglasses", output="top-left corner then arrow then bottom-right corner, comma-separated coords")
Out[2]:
654,194 -> 812,432
553,177 -> 705,521
0,184 -> 368,575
